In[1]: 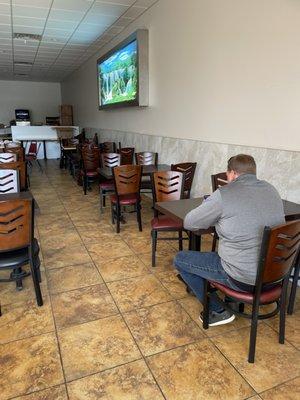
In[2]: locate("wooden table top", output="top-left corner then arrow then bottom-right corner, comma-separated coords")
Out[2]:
155,197 -> 300,223
98,164 -> 170,179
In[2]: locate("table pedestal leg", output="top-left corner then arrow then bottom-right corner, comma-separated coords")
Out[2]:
43,140 -> 47,161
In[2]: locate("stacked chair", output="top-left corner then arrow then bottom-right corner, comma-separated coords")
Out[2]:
135,151 -> 158,192
171,162 -> 197,198
80,144 -> 101,195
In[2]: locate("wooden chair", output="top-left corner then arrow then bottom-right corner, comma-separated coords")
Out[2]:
59,138 -> 78,169
210,172 -> 228,251
80,147 -> 100,195
171,162 -> 197,198
211,172 -> 228,191
99,153 -> 120,213
0,169 -> 19,193
151,171 -> 188,267
135,151 -> 158,166
0,196 -> 43,303
0,161 -> 27,191
5,146 -> 25,162
111,165 -> 142,233
202,219 -> 300,363
0,153 -> 17,163
100,141 -> 116,153
135,152 -> 158,192
26,141 -> 42,171
118,147 -> 135,165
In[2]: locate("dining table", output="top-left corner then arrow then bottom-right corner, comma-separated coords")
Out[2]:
98,163 -> 170,180
155,197 -> 300,251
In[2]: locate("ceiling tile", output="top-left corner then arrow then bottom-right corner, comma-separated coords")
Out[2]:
12,0 -> 52,7
95,0 -> 135,5
0,3 -> 10,14
81,13 -> 116,26
0,23 -> 11,32
13,25 -> 44,34
0,14 -> 10,24
91,2 -> 129,17
52,0 -> 92,12
134,0 -> 157,7
121,6 -> 146,19
48,9 -> 85,22
12,5 -> 49,18
46,19 -> 78,30
13,16 -> 45,27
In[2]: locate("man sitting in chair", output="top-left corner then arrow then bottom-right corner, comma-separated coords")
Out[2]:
174,154 -> 285,326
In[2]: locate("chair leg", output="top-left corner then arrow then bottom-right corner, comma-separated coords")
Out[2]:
137,202 -> 142,232
248,302 -> 260,363
202,279 -> 210,329
151,230 -> 157,267
100,188 -> 104,213
179,230 -> 183,251
36,159 -> 43,172
111,203 -> 115,224
116,203 -> 121,233
287,254 -> 300,315
279,279 -> 289,344
103,192 -> 106,208
83,175 -> 87,195
29,254 -> 43,307
211,234 -> 217,252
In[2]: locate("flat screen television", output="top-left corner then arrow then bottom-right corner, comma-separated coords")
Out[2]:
97,30 -> 148,109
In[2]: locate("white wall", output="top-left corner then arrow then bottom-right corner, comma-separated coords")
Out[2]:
61,0 -> 300,152
0,80 -> 61,125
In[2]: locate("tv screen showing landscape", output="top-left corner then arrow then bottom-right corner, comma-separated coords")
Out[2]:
98,39 -> 138,107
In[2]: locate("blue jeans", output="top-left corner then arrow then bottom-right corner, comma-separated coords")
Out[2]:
174,251 -> 241,312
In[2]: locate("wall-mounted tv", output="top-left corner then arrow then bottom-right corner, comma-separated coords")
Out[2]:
97,29 -> 148,109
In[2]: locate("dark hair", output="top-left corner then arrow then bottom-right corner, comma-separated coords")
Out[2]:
227,154 -> 256,175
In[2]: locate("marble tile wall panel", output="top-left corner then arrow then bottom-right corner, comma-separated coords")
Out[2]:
85,127 -> 299,202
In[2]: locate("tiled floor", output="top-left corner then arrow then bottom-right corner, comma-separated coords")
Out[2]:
0,160 -> 300,399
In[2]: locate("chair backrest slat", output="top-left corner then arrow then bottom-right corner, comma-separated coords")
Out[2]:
211,172 -> 228,192
100,142 -> 116,153
5,146 -> 24,161
0,198 -> 32,251
113,165 -> 142,196
0,153 -> 17,163
0,169 -> 19,193
171,162 -> 196,198
135,152 -> 158,166
152,171 -> 184,202
101,153 -> 120,168
258,220 -> 300,284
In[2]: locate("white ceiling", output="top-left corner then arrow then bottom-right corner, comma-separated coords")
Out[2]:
0,0 -> 157,82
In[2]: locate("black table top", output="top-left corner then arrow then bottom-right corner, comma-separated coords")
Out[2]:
155,197 -> 300,223
98,164 -> 170,179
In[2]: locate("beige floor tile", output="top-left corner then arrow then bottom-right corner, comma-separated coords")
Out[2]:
67,360 -> 163,400
0,333 -> 64,399
147,339 -> 254,400
156,270 -> 189,299
124,301 -> 204,356
265,310 -> 300,350
13,385 -> 68,400
260,376 -> 300,399
212,323 -> 300,392
51,284 -> 119,329
107,274 -> 172,312
86,241 -> 135,262
58,315 -> 141,381
47,263 -> 102,293
125,236 -> 176,256
96,255 -> 150,282
43,244 -> 92,269
179,295 -> 251,336
0,297 -> 55,344
40,231 -> 83,251
0,271 -> 48,306
138,253 -> 175,272
78,227 -> 119,244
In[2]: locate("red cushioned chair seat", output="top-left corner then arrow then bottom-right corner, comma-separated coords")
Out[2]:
80,170 -> 98,177
210,281 -> 282,304
151,216 -> 183,230
110,193 -> 139,205
99,180 -> 114,190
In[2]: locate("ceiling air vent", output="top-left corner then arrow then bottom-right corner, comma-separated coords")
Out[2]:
14,61 -> 33,66
13,33 -> 42,41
